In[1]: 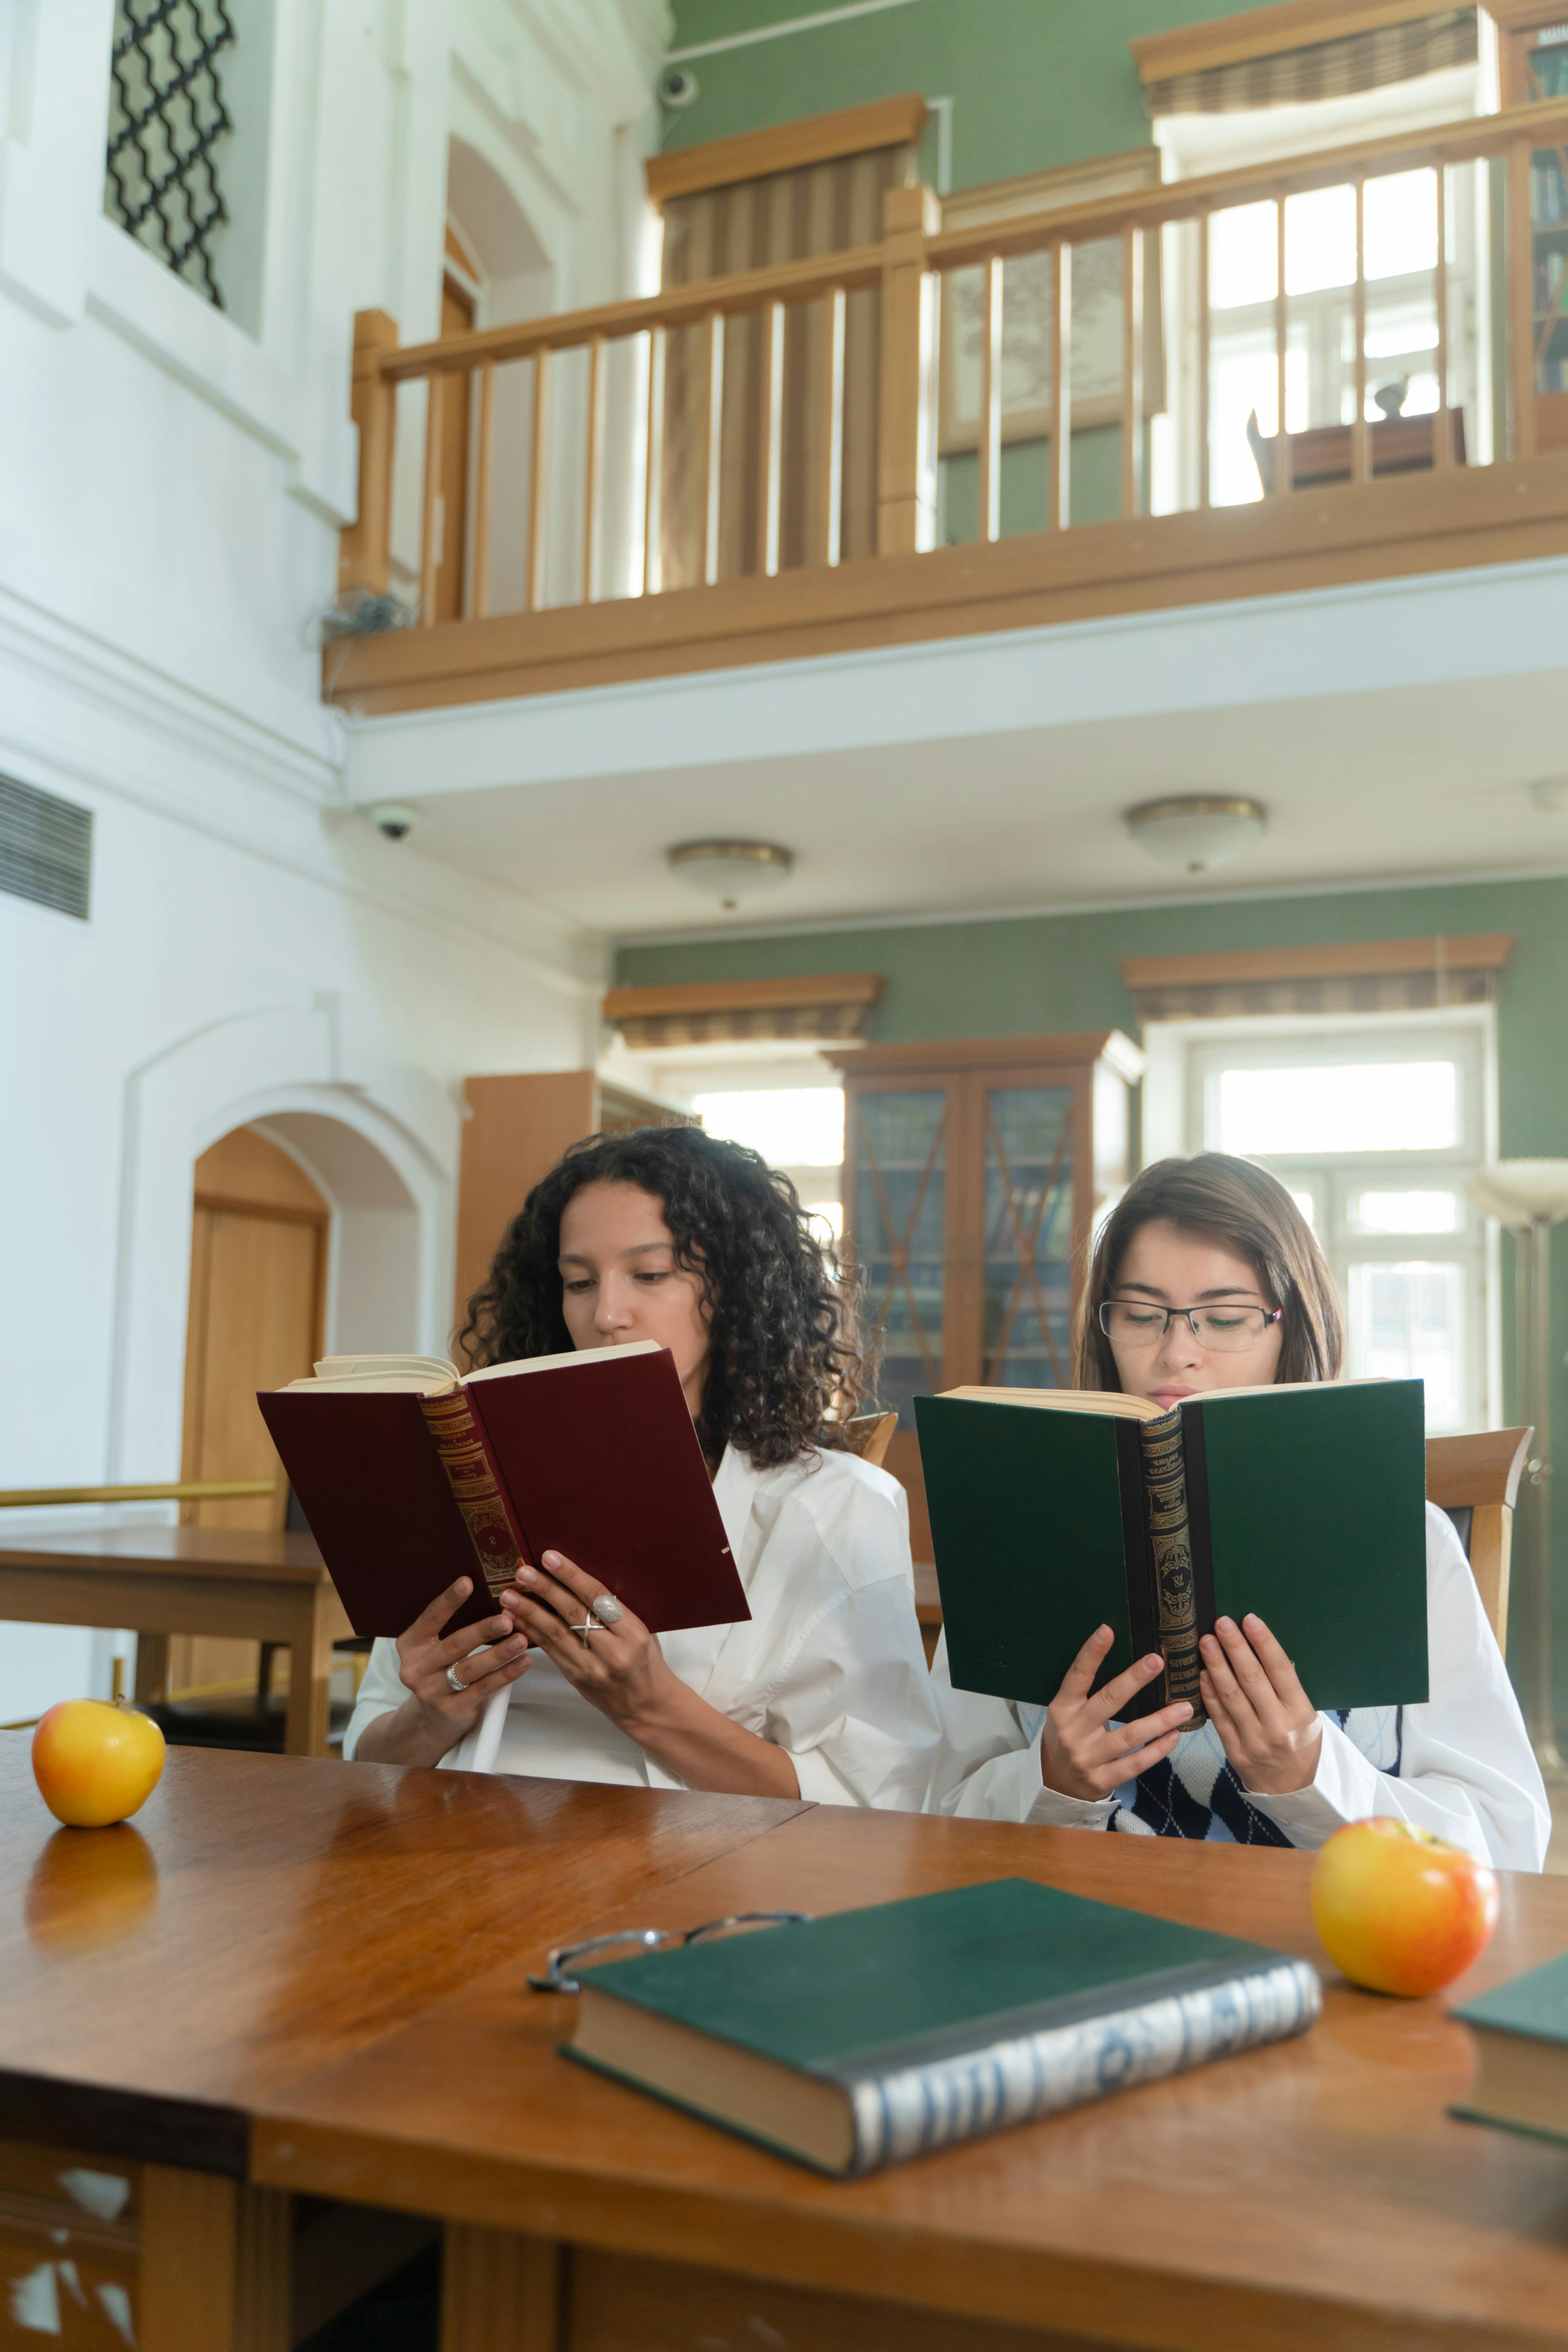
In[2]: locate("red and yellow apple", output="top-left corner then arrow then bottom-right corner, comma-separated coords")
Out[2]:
1310,1816 -> 1498,1996
31,1700 -> 165,1829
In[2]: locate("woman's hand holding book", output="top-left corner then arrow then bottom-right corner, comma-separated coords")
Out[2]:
1198,1614 -> 1322,1795
1039,1629 -> 1194,1801
498,1552 -> 801,1801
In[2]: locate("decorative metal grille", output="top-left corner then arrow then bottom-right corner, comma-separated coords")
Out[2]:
0,777 -> 93,921
104,1 -> 236,310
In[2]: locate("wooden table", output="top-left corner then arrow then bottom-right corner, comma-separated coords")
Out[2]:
254,1806 -> 1568,2352
0,1527 -> 349,1755
0,1736 -> 805,2348
3,1736 -> 1566,2352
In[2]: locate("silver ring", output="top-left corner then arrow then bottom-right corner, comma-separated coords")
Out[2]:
591,1594 -> 623,1627
568,1619 -> 603,1647
445,1664 -> 465,1695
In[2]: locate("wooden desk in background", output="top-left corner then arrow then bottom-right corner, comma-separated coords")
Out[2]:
256,1803 -> 1568,2352
1251,407 -> 1467,493
0,1528 -> 348,1757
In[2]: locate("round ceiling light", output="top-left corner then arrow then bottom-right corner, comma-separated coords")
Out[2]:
1124,795 -> 1267,876
667,840 -> 794,911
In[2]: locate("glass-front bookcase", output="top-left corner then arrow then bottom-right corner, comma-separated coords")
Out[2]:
1498,1 -> 1568,454
830,1031 -> 1145,1559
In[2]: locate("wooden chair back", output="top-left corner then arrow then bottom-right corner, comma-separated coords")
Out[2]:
1425,1426 -> 1533,1655
844,1411 -> 898,1471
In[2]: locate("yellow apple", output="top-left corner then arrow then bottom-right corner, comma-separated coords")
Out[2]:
31,1700 -> 165,1829
1310,1816 -> 1498,1997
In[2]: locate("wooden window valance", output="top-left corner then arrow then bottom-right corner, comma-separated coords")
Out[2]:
1133,2 -> 1477,115
1121,934 -> 1513,1022
646,95 -> 928,208
603,974 -> 884,1051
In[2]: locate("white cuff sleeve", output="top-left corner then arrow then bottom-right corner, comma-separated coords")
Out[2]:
1242,1716 -> 1387,1849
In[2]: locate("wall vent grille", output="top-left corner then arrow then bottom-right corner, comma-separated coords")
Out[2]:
0,777 -> 93,921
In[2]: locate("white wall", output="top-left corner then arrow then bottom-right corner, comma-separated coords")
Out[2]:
0,0 -> 664,1719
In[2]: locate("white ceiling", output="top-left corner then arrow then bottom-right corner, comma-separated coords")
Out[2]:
391,669 -> 1568,939
346,559 -> 1568,941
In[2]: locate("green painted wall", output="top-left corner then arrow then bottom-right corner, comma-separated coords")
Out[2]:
664,0 -> 1265,191
618,874 -> 1568,1698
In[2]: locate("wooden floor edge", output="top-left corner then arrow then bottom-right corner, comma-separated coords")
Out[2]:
245,2124 -> 1555,2352
331,513 -> 1568,724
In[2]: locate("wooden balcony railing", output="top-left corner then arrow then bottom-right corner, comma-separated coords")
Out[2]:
330,98 -> 1568,716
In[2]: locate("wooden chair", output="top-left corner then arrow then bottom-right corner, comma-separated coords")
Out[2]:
1426,1426 -> 1532,1655
844,1411 -> 899,1470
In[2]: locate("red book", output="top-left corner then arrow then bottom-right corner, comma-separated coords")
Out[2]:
257,1342 -> 749,1639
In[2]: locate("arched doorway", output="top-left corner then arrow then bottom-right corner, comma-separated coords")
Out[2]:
160,1126 -> 330,1700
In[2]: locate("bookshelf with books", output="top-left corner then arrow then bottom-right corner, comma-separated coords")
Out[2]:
1497,3 -> 1568,447
827,1031 -> 1145,1559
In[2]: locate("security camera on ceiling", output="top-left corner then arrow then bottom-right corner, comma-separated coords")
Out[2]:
659,64 -> 699,108
366,802 -> 420,842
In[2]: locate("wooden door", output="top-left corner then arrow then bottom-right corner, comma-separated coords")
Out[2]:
170,1129 -> 327,1696
434,250 -> 477,624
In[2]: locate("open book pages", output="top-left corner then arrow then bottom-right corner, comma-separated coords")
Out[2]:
287,1341 -> 663,1396
939,1377 -> 1389,1422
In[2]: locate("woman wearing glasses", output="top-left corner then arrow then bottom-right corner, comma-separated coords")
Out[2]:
928,1152 -> 1548,1867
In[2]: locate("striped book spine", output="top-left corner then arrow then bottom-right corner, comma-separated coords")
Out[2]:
842,1957 -> 1321,2175
418,1385 -> 527,1599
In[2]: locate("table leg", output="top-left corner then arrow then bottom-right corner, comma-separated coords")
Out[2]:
284,1583 -> 336,1758
133,1633 -> 170,1707
442,2226 -> 561,2352
139,2169 -> 289,2352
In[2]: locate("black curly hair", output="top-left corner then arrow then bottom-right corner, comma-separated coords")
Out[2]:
456,1125 -> 868,1470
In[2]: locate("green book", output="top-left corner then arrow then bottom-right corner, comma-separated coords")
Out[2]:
1452,1951 -> 1568,2149
562,1877 -> 1320,2175
914,1379 -> 1429,1722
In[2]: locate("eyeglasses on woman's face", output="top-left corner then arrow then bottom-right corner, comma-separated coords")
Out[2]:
1098,1300 -> 1284,1352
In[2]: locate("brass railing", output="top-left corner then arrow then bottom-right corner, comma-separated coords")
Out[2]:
329,96 -> 1568,713
0,1480 -> 280,1508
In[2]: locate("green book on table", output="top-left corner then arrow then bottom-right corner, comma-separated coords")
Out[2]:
1452,1951 -> 1568,2149
914,1379 -> 1429,1723
562,1877 -> 1321,2176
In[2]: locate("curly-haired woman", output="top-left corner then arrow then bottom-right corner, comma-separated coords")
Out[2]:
344,1127 -> 940,1806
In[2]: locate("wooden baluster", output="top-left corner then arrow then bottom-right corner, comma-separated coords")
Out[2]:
757,298 -> 783,578
702,308 -> 724,587
1433,167 -> 1451,470
418,371 -> 444,626
1197,213 -> 1211,509
1507,134 -> 1537,460
471,360 -> 494,618
818,285 -> 845,567
1275,196 -> 1290,492
1121,225 -> 1143,519
877,182 -> 940,555
1052,242 -> 1072,530
341,308 -> 398,596
978,254 -> 1003,544
526,346 -> 552,612
643,326 -> 665,596
1353,180 -> 1369,482
583,332 -> 605,605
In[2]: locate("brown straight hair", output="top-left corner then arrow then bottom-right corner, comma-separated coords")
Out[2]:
1075,1152 -> 1345,1391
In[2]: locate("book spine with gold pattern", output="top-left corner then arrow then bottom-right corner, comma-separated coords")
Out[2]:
418,1385 -> 529,1599
1138,1408 -> 1206,1727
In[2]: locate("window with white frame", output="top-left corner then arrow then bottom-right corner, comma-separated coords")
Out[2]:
1176,1016 -> 1494,1431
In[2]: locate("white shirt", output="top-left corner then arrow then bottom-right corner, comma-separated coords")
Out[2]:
926,1503 -> 1550,1871
343,1442 -> 942,1809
